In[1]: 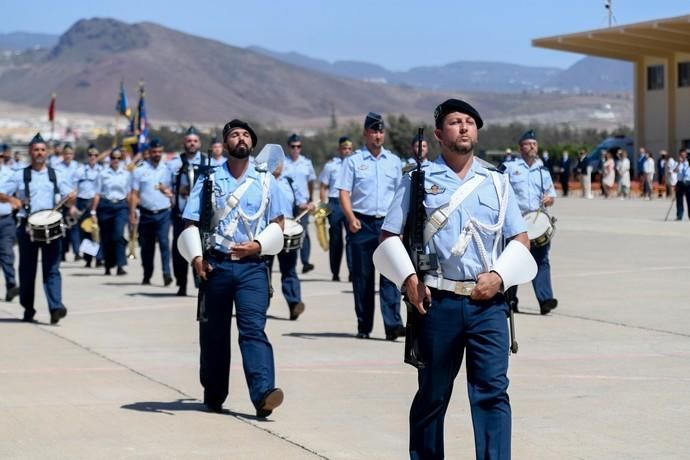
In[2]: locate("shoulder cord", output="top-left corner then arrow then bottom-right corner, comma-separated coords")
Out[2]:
450,172 -> 509,272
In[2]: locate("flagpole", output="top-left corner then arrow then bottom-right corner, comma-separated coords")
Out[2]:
113,112 -> 119,148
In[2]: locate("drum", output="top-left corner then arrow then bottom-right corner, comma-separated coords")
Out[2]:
283,219 -> 304,253
27,209 -> 65,243
522,210 -> 555,248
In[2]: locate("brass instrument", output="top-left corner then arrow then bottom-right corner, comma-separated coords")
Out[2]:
314,202 -> 330,252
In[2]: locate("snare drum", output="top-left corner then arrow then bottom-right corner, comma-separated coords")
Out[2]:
283,219 -> 304,253
26,209 -> 65,243
522,210 -> 555,248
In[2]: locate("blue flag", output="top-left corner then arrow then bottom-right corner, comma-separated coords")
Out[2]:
115,80 -> 131,118
134,82 -> 149,152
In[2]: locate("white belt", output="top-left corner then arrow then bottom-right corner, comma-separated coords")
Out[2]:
423,274 -> 476,296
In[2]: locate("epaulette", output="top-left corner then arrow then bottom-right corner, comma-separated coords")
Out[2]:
475,157 -> 502,173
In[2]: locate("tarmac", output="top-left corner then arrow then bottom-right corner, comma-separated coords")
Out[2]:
1,196 -> 689,459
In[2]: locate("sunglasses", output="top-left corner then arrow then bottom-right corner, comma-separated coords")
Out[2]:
87,153 -> 99,157
111,156 -> 122,160
289,144 -> 302,149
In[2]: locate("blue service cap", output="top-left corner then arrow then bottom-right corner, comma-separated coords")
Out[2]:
287,133 -> 301,144
185,126 -> 200,137
519,129 -> 537,143
149,137 -> 163,149
29,132 -> 46,146
364,112 -> 384,131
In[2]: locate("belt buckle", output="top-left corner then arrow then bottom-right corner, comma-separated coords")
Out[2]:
454,282 -> 475,296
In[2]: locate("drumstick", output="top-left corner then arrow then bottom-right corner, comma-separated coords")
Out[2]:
294,208 -> 310,221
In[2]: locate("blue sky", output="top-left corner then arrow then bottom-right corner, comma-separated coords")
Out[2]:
3,0 -> 689,70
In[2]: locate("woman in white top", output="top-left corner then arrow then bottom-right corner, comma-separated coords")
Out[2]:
616,149 -> 631,199
602,151 -> 616,198
665,153 -> 678,199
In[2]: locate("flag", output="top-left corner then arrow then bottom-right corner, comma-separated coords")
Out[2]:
134,81 -> 149,152
115,80 -> 131,118
48,93 -> 56,122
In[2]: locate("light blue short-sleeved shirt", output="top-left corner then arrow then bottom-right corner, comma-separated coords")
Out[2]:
679,160 -> 690,182
168,151 -> 204,214
318,156 -> 344,199
55,161 -> 80,189
97,167 -> 131,201
0,165 -> 14,216
182,163 -> 286,253
277,175 -> 296,219
132,161 -> 172,212
382,156 -> 526,281
503,158 -> 556,214
9,159 -> 28,171
211,156 -> 227,167
0,166 -> 73,218
74,164 -> 102,199
335,146 -> 401,216
283,154 -> 316,206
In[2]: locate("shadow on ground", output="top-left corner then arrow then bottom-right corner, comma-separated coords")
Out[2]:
120,398 -> 266,420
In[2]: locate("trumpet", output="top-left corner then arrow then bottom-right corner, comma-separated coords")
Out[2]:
314,202 -> 331,252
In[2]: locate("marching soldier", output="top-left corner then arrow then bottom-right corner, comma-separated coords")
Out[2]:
56,143 -> 81,261
318,136 -> 353,282
177,119 -> 287,417
0,133 -> 75,324
503,129 -> 558,315
265,147 -> 308,320
283,134 -> 317,273
169,126 -> 206,296
0,153 -> 18,302
130,138 -> 173,286
375,99 -> 534,459
336,112 -> 406,340
403,134 -> 429,173
91,149 -> 130,276
72,144 -> 102,267
209,137 -> 226,167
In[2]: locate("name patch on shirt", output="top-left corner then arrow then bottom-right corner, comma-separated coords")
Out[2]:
357,164 -> 369,171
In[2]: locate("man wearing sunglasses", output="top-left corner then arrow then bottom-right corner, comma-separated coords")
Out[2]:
168,126 -> 207,296
73,144 -> 102,267
283,134 -> 317,273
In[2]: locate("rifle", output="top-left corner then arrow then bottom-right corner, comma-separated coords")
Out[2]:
401,128 -> 438,369
196,154 -> 215,322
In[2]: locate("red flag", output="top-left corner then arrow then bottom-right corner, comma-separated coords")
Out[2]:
48,93 -> 56,122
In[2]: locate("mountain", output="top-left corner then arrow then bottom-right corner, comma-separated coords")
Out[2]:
0,19 -> 632,129
249,46 -> 632,94
0,32 -> 59,51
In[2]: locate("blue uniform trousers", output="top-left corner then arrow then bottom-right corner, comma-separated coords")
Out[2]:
676,182 -> 690,220
265,249 -> 301,306
16,226 -> 63,312
0,214 -> 17,289
299,212 -> 311,267
410,290 -> 511,460
512,243 -> 553,304
327,197 -> 352,278
138,209 -> 172,281
350,213 -> 402,335
199,256 -> 275,409
97,200 -> 128,269
172,215 -> 190,289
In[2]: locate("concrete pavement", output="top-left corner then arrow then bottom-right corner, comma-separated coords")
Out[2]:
1,196 -> 689,459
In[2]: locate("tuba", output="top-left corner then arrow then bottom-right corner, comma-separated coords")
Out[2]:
314,202 -> 330,252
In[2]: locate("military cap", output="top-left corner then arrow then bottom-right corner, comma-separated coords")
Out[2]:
364,112 -> 385,131
149,137 -> 163,149
185,126 -> 200,137
434,99 -> 483,129
210,137 -> 222,145
1,143 -> 8,151
519,129 -> 537,144
287,133 -> 301,144
222,119 -> 257,147
29,132 -> 46,146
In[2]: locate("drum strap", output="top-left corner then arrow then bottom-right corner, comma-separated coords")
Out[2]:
285,177 -> 298,217
23,166 -> 59,215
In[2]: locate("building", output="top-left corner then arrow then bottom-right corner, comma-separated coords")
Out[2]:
533,14 -> 690,158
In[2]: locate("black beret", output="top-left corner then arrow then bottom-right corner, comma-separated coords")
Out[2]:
519,129 -> 537,143
364,112 -> 385,131
185,126 -> 200,137
149,137 -> 163,148
287,133 -> 301,144
433,99 -> 483,129
338,136 -> 351,145
29,132 -> 46,146
222,119 -> 257,147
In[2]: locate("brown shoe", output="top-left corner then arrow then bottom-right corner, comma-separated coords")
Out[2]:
256,388 -> 284,418
289,302 -> 305,321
